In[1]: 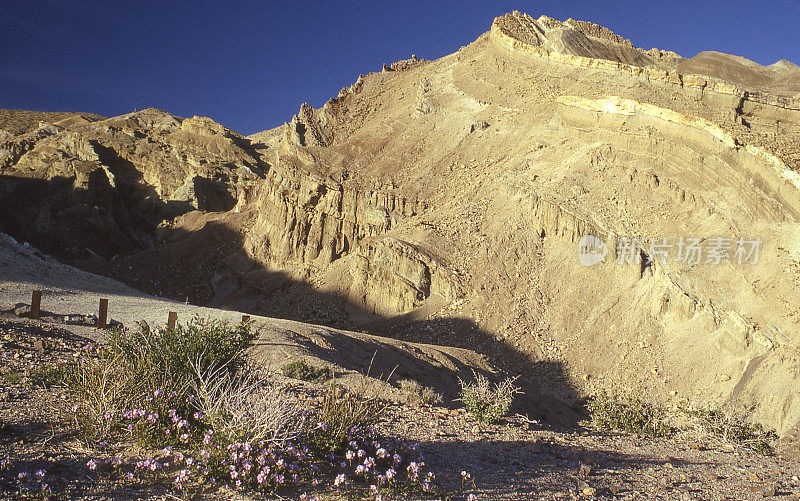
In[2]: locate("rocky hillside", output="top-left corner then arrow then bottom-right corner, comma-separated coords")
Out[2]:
2,12 -> 800,437
0,109 -> 104,136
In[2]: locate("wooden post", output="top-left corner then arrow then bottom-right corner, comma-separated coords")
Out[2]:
167,311 -> 178,331
30,290 -> 41,320
241,315 -> 250,324
98,298 -> 109,329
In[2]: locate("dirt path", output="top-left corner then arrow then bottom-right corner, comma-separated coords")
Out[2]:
0,232 -> 263,330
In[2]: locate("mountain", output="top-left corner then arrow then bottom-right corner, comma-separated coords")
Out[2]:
2,12 -> 800,436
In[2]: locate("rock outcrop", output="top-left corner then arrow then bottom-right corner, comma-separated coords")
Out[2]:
348,236 -> 459,316
244,158 -> 423,278
0,109 -> 264,259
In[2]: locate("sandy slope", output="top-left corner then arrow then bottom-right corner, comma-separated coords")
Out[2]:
1,231 -> 578,422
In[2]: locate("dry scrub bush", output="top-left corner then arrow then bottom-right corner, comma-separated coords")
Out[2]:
309,359 -> 392,454
281,359 -> 332,381
586,393 -> 777,453
399,379 -> 443,405
677,405 -> 777,454
458,370 -> 520,424
28,362 -> 71,389
309,378 -> 386,454
585,391 -> 672,438
192,360 -> 305,445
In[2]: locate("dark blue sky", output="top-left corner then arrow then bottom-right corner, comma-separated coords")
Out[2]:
2,1 -> 798,135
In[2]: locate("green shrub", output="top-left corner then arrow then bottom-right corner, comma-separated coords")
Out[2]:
308,378 -> 386,455
458,370 -> 520,424
0,369 -> 24,385
109,316 -> 255,382
281,359 -> 332,382
65,317 -> 255,445
585,391 -> 672,438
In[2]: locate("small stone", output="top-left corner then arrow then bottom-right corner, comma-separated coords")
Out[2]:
13,305 -> 31,318
582,487 -> 596,497
34,339 -> 44,352
578,463 -> 593,476
762,484 -> 777,497
609,483 -> 625,495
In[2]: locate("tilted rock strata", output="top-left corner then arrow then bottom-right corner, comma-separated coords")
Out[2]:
556,95 -> 800,216
490,12 -> 800,117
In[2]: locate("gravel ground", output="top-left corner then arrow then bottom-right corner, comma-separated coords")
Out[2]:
1,315 -> 799,500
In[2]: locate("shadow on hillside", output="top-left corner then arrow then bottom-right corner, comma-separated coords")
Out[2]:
282,317 -> 581,426
0,418 -> 77,448
0,317 -> 90,344
417,437 -> 695,497
0,146 -> 245,261
0,175 -> 584,429
0,172 -> 185,260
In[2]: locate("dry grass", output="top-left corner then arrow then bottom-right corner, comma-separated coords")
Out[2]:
308,356 -> 393,454
192,361 -> 305,445
677,405 -> 777,454
399,378 -> 443,405
65,354 -> 131,441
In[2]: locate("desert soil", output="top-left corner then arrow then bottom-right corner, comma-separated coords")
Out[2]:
2,200 -> 800,500
2,314 -> 800,500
